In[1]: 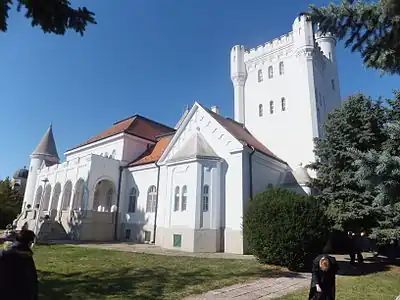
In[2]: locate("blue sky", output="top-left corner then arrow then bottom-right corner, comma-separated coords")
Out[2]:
0,0 -> 397,179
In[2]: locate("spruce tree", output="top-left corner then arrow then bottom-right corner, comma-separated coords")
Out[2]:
0,0 -> 95,35
306,0 -> 400,74
309,93 -> 387,232
351,90 -> 400,243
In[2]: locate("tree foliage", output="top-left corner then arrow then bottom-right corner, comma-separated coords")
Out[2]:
0,0 -> 96,35
243,188 -> 330,271
309,93 -> 387,232
350,90 -> 400,244
0,178 -> 23,228
307,0 -> 400,74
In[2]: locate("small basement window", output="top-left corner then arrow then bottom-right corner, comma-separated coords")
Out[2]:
125,229 -> 131,240
173,234 -> 182,248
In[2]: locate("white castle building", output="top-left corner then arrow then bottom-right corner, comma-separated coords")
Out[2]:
15,16 -> 341,254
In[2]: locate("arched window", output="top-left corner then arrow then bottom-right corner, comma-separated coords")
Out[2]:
42,184 -> 52,211
331,79 -> 335,90
34,186 -> 43,207
258,104 -> 263,117
181,186 -> 187,211
279,62 -> 284,75
269,101 -> 274,114
61,181 -> 72,210
104,152 -> 108,158
281,97 -> 286,111
106,188 -> 113,211
111,150 -> 116,159
257,69 -> 263,82
202,185 -> 209,212
268,66 -> 273,79
174,186 -> 180,212
128,188 -> 137,213
328,52 -> 332,60
146,185 -> 157,213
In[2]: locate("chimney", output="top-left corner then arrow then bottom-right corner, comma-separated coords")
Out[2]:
211,105 -> 220,114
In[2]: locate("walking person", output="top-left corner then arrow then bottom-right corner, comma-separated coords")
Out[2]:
308,254 -> 339,300
0,229 -> 38,300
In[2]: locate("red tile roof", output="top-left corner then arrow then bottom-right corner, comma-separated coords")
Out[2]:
129,135 -> 173,166
129,105 -> 286,166
68,115 -> 175,151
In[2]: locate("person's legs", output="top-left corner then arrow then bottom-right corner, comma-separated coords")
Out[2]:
349,252 -> 356,264
357,251 -> 364,263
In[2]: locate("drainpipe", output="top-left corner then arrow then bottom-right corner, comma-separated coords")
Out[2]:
152,161 -> 161,244
249,146 -> 256,200
114,166 -> 123,241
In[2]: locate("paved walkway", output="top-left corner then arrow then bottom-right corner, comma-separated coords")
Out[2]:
184,274 -> 311,300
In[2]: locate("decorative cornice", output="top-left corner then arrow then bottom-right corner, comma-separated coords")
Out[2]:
231,74 -> 247,86
295,47 -> 314,59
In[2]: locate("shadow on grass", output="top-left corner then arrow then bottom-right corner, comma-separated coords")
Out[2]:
38,265 -> 272,300
336,256 -> 399,277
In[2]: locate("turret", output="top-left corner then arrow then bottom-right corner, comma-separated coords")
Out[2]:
315,31 -> 336,62
23,125 -> 60,208
230,45 -> 247,124
292,15 -> 315,54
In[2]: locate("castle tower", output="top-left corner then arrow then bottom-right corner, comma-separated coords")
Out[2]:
230,15 -> 342,172
23,125 -> 60,208
230,45 -> 247,124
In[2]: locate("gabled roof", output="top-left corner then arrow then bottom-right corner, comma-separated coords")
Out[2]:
68,115 -> 175,151
129,135 -> 174,166
168,131 -> 219,162
201,105 -> 286,164
32,125 -> 60,162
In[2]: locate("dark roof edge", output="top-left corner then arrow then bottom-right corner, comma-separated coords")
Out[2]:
244,143 -> 288,166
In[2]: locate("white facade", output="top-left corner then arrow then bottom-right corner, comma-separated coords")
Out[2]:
15,15 -> 342,254
231,15 -> 341,171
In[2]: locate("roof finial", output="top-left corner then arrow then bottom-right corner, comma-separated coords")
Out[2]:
49,122 -> 52,128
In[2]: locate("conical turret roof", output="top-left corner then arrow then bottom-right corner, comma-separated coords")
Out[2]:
32,125 -> 60,162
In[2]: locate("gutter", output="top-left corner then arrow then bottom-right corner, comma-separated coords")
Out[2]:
114,166 -> 124,240
249,146 -> 256,200
152,161 -> 161,244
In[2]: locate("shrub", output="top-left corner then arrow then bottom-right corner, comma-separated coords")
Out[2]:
243,188 -> 330,271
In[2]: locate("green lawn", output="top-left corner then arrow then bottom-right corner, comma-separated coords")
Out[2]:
34,245 -> 274,300
280,266 -> 400,300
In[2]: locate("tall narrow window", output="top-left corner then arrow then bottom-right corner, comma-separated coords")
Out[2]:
106,188 -> 113,211
202,185 -> 209,212
279,61 -> 284,75
258,104 -> 263,117
268,66 -> 273,78
269,101 -> 274,114
174,186 -> 180,212
331,79 -> 335,90
257,69 -> 263,82
146,185 -> 157,212
128,188 -> 137,213
281,97 -> 286,111
181,185 -> 187,211
328,52 -> 332,60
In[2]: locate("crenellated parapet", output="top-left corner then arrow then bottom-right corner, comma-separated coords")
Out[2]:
244,32 -> 294,62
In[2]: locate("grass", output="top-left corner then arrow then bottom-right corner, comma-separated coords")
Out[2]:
34,244 -> 274,300
280,266 -> 400,300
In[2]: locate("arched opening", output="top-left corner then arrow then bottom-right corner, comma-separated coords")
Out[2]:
42,184 -> 52,212
93,179 -> 116,212
34,186 -> 43,208
61,181 -> 73,211
72,179 -> 85,210
50,183 -> 61,218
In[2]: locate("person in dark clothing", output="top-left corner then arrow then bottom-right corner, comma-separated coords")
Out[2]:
347,231 -> 363,265
308,254 -> 339,300
0,229 -> 38,300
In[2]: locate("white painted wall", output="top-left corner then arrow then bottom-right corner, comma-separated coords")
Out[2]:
123,164 -> 159,227
231,15 -> 342,171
